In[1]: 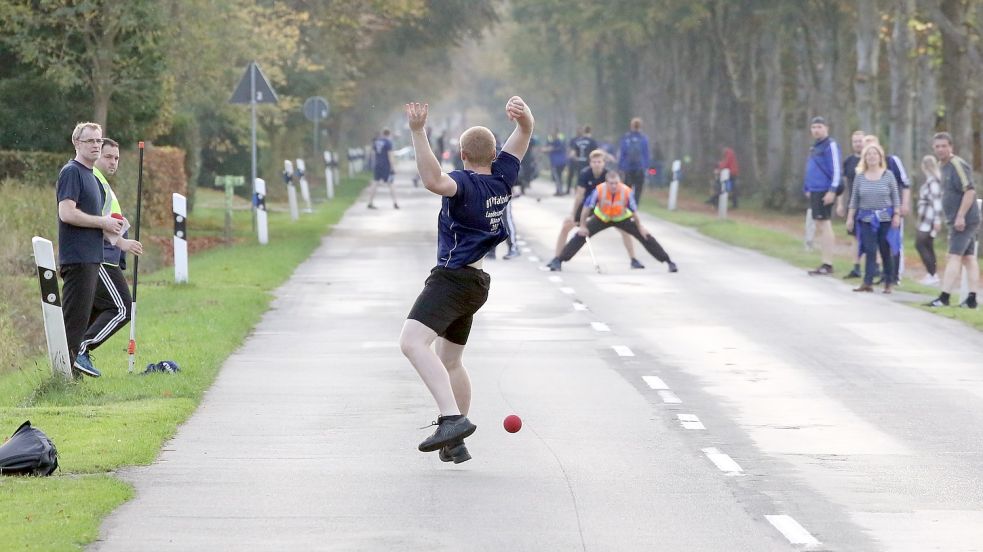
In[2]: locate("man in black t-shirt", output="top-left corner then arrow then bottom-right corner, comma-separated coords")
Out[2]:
840,130 -> 866,279
56,122 -> 124,378
566,126 -> 597,194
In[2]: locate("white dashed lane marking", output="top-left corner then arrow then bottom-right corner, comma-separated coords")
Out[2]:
559,287 -> 575,295
612,345 -> 634,357
765,515 -> 820,546
573,302 -> 588,311
657,390 -> 682,404
590,322 -> 610,332
548,275 -> 563,283
528,256 -> 540,262
702,448 -> 744,475
677,414 -> 705,430
642,375 -> 669,390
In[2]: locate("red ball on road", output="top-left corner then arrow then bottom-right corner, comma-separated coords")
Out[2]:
503,414 -> 522,433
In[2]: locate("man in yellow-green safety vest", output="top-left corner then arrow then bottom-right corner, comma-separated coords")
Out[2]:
77,138 -> 144,370
547,169 -> 677,273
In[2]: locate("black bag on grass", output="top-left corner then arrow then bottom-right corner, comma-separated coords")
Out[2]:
0,421 -> 59,476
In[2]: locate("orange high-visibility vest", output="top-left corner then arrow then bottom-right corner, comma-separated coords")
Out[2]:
593,182 -> 633,222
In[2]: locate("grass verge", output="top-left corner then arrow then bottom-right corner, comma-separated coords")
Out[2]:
641,188 -> 983,332
0,176 -> 367,551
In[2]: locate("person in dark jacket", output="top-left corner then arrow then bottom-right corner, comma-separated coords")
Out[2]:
802,116 -> 842,276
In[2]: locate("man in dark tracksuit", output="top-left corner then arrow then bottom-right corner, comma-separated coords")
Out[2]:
803,116 -> 842,276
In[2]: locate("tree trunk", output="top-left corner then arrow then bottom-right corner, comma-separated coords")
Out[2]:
762,29 -> 786,209
855,0 -> 881,134
889,0 -> 914,163
940,0 -> 973,161
914,41 -> 939,156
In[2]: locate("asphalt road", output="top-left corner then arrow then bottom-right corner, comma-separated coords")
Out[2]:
92,166 -> 983,552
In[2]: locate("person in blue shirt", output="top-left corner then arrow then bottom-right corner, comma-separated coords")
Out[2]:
400,96 -> 534,464
618,117 -> 651,205
56,122 -> 125,378
545,130 -> 567,195
366,128 -> 398,209
803,116 -> 842,276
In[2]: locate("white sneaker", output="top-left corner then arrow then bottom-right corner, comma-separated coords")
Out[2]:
918,274 -> 940,286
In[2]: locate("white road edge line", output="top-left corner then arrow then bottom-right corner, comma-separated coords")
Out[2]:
612,345 -> 634,357
765,515 -> 820,546
642,375 -> 668,390
658,390 -> 681,404
590,322 -> 611,332
573,302 -> 588,311
559,287 -> 575,295
548,275 -> 563,283
677,414 -> 705,430
528,256 -> 541,262
702,447 -> 743,475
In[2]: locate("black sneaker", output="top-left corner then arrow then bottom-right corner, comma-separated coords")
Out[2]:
667,261 -> 678,273
393,203 -> 400,210
503,248 -> 521,260
367,203 -> 377,210
925,297 -> 949,307
843,269 -> 862,279
808,264 -> 833,276
630,258 -> 645,269
959,298 -> 978,309
73,351 -> 102,378
418,416 -> 477,452
438,440 -> 472,464
547,258 -> 562,271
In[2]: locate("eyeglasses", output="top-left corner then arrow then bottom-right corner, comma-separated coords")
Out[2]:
77,138 -> 104,145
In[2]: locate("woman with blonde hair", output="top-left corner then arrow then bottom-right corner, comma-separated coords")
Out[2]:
846,143 -> 901,293
915,155 -> 944,285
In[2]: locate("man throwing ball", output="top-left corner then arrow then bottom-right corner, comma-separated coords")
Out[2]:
399,96 -> 533,463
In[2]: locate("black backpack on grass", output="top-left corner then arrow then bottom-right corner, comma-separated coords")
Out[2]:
0,421 -> 58,476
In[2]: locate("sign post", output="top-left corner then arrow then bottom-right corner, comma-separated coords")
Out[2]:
32,237 -> 72,379
173,193 -> 189,283
668,159 -> 681,211
230,61 -> 278,233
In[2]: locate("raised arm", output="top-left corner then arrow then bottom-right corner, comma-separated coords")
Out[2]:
406,102 -> 457,197
501,96 -> 535,160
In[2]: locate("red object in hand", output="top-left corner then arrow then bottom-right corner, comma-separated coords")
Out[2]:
503,414 -> 522,433
111,213 -> 124,220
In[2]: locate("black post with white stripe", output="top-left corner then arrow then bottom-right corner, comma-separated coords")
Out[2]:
32,237 -> 73,379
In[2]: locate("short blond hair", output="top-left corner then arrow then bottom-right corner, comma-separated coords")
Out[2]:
589,149 -> 606,160
72,122 -> 102,142
630,117 -> 642,131
459,126 -> 496,166
857,144 -> 885,173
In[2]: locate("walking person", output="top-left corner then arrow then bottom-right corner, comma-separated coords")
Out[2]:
915,155 -> 944,286
803,116 -> 842,276
76,138 -> 144,371
845,143 -> 901,293
56,122 -> 124,377
546,169 -> 677,273
862,135 -> 911,286
926,132 -> 981,308
399,97 -> 534,463
618,117 -> 651,205
366,128 -> 399,209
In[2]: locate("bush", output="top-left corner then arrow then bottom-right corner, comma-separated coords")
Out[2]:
0,150 -> 69,187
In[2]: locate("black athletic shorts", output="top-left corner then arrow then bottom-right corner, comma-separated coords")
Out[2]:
624,169 -> 645,189
810,191 -> 833,220
407,266 -> 491,345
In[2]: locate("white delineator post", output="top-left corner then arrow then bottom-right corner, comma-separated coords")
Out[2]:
173,193 -> 189,283
255,178 -> 269,244
668,159 -> 681,211
718,168 -> 730,219
959,198 -> 983,302
347,149 -> 355,178
296,158 -> 312,212
32,237 -> 73,379
284,160 -> 299,221
323,151 -> 335,199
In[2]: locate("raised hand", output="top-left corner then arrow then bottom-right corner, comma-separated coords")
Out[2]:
506,96 -> 531,124
406,102 -> 429,132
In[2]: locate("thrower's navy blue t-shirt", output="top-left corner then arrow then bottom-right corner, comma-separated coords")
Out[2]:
56,160 -> 105,265
373,137 -> 393,173
437,151 -> 520,269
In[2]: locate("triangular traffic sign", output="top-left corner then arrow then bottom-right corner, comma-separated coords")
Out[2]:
229,61 -> 278,104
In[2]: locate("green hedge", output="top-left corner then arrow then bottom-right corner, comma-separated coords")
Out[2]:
0,150 -> 68,187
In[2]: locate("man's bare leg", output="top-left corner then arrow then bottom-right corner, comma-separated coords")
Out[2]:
819,220 -> 835,265
366,179 -> 381,207
619,229 -> 637,258
963,254 -> 980,292
555,219 -> 575,257
398,319 -> 460,416
941,253 -> 963,293
436,338 -> 470,415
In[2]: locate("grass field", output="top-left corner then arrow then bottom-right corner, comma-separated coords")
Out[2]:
0,176 -> 367,551
641,186 -> 983,332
